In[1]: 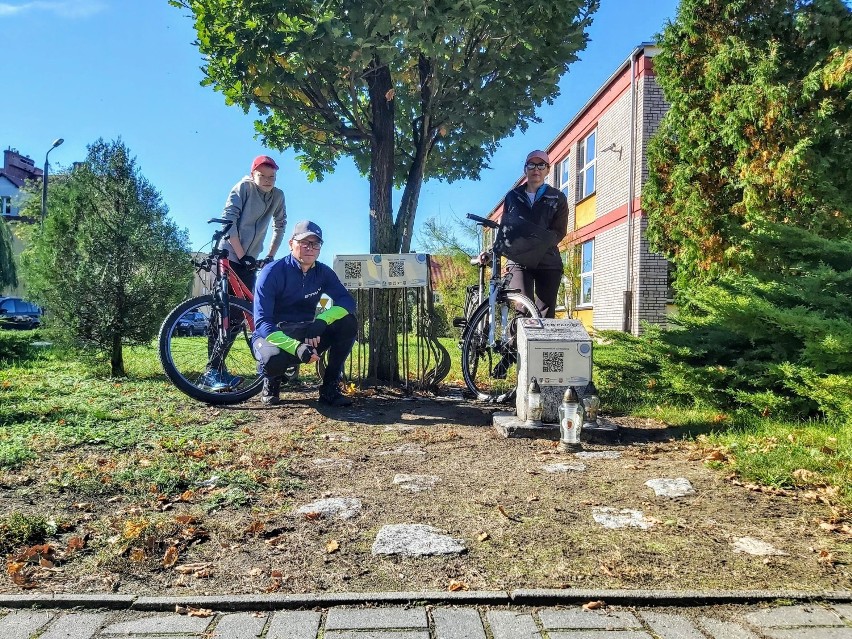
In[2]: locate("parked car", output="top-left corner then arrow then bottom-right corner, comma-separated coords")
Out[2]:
176,310 -> 208,336
0,297 -> 43,330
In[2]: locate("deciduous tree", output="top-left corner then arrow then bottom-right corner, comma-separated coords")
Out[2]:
171,0 -> 598,380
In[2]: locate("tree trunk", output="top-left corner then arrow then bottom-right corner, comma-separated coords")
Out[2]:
366,57 -> 401,382
111,332 -> 125,377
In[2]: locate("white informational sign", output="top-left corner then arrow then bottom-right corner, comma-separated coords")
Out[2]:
333,254 -> 383,289
333,253 -> 429,289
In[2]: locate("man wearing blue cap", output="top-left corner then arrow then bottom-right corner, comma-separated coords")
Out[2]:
252,220 -> 357,407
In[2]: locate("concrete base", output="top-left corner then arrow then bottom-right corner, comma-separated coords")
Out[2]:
493,412 -> 560,440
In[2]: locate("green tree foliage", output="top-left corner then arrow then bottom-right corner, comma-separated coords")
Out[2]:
20,139 -> 192,377
171,0 -> 598,380
0,218 -> 17,289
416,216 -> 480,334
641,0 -> 852,422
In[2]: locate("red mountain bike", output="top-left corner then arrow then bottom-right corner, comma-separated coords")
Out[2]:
158,219 -> 264,404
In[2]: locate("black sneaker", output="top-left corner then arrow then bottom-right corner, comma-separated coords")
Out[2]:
318,385 -> 353,407
260,377 -> 281,406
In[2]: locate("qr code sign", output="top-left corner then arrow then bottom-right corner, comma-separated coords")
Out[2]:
388,260 -> 405,278
344,261 -> 362,281
541,351 -> 564,373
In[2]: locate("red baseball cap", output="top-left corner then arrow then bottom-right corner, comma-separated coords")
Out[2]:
525,150 -> 551,165
251,155 -> 279,172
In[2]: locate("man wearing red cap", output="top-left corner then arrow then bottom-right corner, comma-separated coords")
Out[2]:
202,155 -> 286,390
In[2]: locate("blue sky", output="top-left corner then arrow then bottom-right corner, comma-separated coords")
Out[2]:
2,0 -> 679,260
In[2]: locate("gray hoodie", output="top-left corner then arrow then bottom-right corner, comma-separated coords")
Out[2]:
219,176 -> 286,260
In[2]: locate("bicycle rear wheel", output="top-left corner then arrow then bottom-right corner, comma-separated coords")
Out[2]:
461,293 -> 540,402
159,295 -> 263,404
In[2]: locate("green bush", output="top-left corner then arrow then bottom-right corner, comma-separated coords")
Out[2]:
0,330 -> 45,363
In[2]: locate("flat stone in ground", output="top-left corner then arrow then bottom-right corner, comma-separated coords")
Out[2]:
312,458 -> 354,471
102,613 -> 212,634
378,443 -> 427,456
645,477 -> 696,498
295,497 -> 362,520
761,630 -> 852,639
371,524 -> 466,557
732,537 -> 788,556
592,507 -> 655,529
542,462 -> 587,473
575,451 -> 622,459
39,612 -> 105,639
393,473 -> 440,492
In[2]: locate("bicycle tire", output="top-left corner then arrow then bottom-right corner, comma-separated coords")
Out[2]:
461,292 -> 540,402
159,295 -> 264,404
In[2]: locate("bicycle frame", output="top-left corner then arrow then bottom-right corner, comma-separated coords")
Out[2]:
205,218 -> 256,342
467,213 -> 516,348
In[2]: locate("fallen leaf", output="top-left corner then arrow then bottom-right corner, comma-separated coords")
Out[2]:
162,546 -> 179,568
703,450 -> 727,462
176,606 -> 214,618
129,548 -> 146,563
175,515 -> 198,525
477,531 -> 490,542
326,539 -> 340,554
448,579 -> 468,591
583,600 -> 605,610
526,495 -> 539,502
179,490 -> 194,502
66,537 -> 85,553
303,511 -> 321,521
174,562 -> 212,575
497,505 -> 511,520
245,521 -> 265,535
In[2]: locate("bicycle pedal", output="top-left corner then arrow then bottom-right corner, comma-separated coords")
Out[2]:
452,317 -> 467,328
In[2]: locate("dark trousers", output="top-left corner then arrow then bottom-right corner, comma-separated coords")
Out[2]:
506,264 -> 562,319
257,314 -> 357,388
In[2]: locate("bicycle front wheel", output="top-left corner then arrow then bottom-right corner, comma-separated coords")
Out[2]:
461,293 -> 540,402
159,295 -> 264,404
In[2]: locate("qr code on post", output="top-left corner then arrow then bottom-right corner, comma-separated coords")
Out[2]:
388,260 -> 405,278
344,261 -> 362,281
542,351 -> 564,373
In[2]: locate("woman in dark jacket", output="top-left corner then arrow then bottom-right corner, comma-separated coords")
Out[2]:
498,149 -> 569,318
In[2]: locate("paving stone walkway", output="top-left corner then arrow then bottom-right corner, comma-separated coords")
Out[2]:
1,601 -> 851,638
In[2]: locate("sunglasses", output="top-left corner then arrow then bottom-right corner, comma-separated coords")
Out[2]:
525,162 -> 549,171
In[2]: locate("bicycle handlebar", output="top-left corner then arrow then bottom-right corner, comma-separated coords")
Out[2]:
466,213 -> 499,229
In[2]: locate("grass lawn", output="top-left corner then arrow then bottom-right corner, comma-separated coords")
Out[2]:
0,331 -> 849,594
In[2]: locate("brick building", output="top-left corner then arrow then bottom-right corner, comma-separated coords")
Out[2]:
1,148 -> 42,221
488,43 -> 673,335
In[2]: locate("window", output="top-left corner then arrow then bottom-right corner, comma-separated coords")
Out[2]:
558,156 -> 570,199
1,196 -> 11,217
577,130 -> 596,200
575,239 -> 593,307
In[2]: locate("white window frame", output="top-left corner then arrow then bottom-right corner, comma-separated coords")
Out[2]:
577,130 -> 596,200
558,156 -> 571,199
1,196 -> 11,217
576,239 -> 594,307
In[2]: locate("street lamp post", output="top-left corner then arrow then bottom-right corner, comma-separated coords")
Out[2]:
41,138 -> 64,226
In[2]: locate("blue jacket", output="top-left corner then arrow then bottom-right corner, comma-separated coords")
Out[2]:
253,254 -> 356,340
